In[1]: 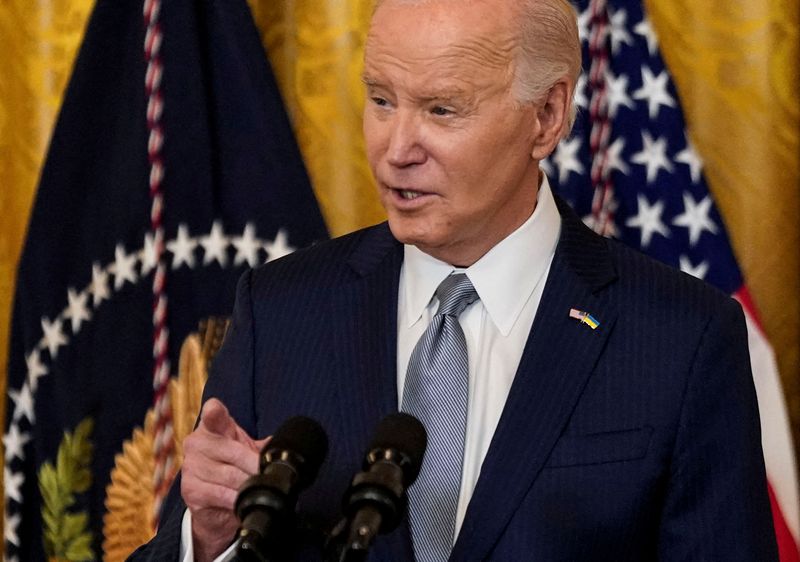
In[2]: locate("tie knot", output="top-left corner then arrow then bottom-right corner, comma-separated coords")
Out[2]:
435,273 -> 479,318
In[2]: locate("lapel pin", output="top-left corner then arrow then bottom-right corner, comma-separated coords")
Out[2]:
569,308 -> 600,330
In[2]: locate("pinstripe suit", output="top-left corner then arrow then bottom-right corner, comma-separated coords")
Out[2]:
132,196 -> 777,560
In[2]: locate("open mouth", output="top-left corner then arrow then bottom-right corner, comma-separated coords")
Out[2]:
398,189 -> 424,200
384,184 -> 435,207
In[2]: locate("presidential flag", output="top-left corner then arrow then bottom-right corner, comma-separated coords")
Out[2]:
3,0 -> 327,559
546,1 -> 799,559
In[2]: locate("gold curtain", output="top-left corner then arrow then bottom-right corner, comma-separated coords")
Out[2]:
646,0 -> 800,441
249,0 -> 385,237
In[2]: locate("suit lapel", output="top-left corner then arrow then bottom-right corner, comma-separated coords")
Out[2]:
330,223 -> 403,458
452,198 -> 619,560
329,223 -> 416,559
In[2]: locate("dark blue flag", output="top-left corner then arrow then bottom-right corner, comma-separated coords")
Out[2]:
4,0 -> 327,559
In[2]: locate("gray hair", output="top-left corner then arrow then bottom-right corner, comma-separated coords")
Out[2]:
511,0 -> 582,134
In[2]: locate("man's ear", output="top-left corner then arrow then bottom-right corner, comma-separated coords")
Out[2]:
531,79 -> 572,160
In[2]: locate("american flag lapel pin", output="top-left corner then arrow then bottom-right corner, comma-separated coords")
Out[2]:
569,308 -> 600,330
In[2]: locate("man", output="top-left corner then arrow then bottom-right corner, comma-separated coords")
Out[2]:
134,0 -> 778,560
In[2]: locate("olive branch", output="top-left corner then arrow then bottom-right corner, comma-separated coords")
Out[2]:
38,417 -> 96,561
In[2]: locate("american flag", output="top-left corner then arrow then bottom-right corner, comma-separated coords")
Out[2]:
546,1 -> 799,559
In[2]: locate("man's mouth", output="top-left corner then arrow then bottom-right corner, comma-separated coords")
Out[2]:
399,189 -> 424,200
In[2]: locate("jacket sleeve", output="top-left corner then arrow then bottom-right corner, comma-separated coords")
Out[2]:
657,297 -> 778,560
201,268 -> 258,435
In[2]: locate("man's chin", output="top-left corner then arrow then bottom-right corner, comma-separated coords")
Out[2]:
387,221 -> 458,262
386,218 -> 432,247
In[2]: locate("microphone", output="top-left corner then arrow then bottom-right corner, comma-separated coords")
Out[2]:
233,416 -> 329,561
327,412 -> 427,561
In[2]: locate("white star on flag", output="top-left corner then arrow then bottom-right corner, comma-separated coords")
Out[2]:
675,138 -> 704,184
606,71 -> 635,118
605,137 -> 630,176
3,425 -> 30,462
265,229 -> 295,262
25,349 -> 48,392
626,194 -> 670,247
90,262 -> 111,308
141,231 -> 160,276
41,316 -> 68,360
201,221 -> 230,267
673,192 -> 718,246
633,66 -> 676,120
4,511 -> 20,547
630,131 -> 674,183
110,244 -> 138,290
64,288 -> 92,334
233,223 -> 262,267
609,9 -> 634,54
553,137 -> 585,184
679,255 -> 710,280
577,6 -> 592,44
574,74 -> 588,110
168,224 -> 199,269
634,17 -> 659,56
8,383 -> 35,423
4,467 -> 24,505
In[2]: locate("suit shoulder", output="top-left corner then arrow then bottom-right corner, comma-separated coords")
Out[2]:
245,222 -> 396,296
603,236 -> 739,320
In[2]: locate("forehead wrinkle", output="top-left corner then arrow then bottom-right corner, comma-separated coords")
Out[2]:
363,58 -> 491,102
441,35 -> 518,72
365,35 -> 518,94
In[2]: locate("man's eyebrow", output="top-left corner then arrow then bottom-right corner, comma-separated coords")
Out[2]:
361,74 -> 380,87
417,87 -> 468,100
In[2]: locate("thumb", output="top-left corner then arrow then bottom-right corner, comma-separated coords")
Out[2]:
251,435 -> 272,453
199,398 -> 238,439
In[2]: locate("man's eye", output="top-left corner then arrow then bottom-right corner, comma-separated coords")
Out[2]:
371,97 -> 389,107
431,106 -> 451,116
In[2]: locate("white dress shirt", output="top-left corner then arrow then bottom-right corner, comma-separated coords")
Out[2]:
180,176 -> 561,560
396,174 -> 560,538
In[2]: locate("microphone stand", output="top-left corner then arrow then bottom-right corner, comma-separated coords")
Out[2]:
219,536 -> 271,562
325,484 -> 394,562
325,515 -> 370,562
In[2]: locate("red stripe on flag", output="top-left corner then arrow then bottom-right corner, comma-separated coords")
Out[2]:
736,286 -> 765,331
770,482 -> 800,562
735,286 -> 800,558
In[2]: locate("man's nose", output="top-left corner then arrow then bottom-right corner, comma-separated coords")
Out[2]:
386,111 -> 426,167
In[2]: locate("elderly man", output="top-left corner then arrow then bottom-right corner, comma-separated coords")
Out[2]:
134,0 -> 777,560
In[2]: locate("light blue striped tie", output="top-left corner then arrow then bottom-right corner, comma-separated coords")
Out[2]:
402,273 -> 479,562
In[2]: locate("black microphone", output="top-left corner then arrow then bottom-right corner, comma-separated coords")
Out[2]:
327,413 -> 427,561
233,416 -> 329,561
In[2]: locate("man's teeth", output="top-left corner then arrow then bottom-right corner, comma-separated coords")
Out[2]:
400,190 -> 421,200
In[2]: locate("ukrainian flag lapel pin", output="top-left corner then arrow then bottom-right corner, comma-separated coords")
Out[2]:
569,308 -> 600,330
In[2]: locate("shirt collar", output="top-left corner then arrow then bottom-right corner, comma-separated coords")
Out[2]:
402,173 -> 561,335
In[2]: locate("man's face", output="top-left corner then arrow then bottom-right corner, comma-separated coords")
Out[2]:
363,0 -> 545,266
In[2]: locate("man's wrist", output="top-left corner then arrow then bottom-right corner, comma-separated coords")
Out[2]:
180,508 -> 238,562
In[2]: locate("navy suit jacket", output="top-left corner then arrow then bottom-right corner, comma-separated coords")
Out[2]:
133,197 -> 777,561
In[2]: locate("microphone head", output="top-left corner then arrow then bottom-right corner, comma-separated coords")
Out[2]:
265,416 -> 329,487
369,412 -> 427,484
